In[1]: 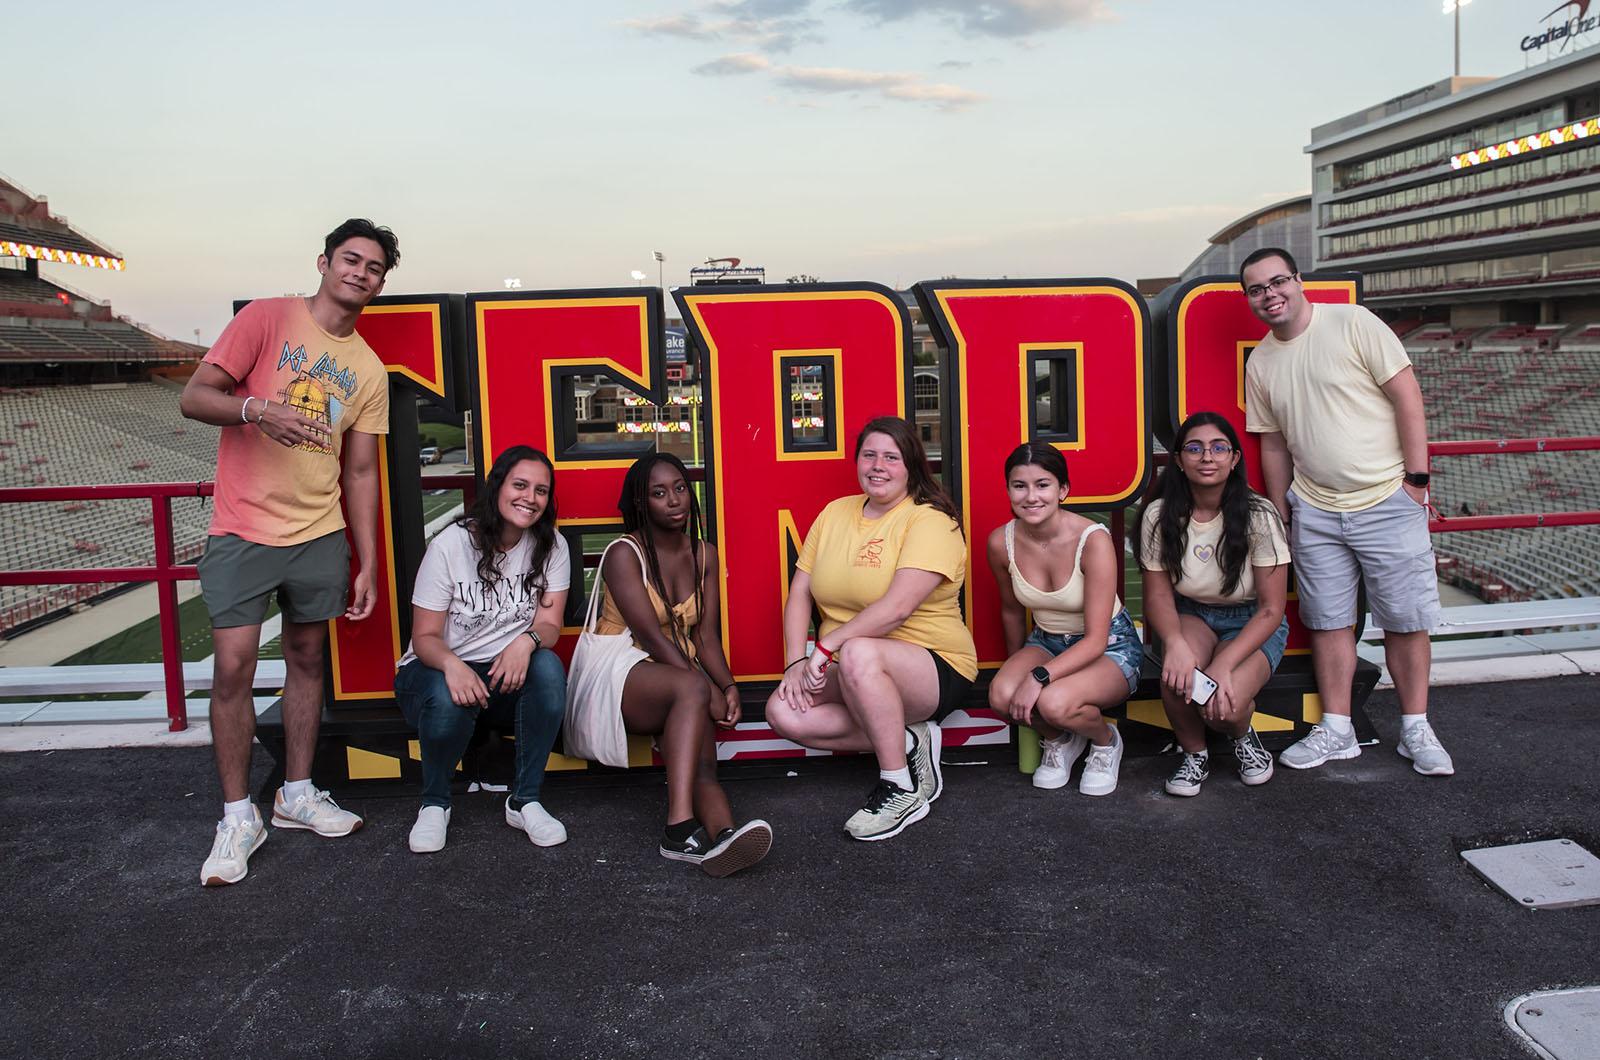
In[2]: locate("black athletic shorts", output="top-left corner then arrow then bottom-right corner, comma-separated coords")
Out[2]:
928,648 -> 975,721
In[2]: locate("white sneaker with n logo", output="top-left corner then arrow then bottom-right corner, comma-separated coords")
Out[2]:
272,786 -> 364,837
201,807 -> 267,886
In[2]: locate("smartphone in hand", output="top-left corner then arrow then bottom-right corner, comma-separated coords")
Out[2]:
1191,668 -> 1219,705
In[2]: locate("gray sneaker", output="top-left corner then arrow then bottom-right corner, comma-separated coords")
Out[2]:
1278,723 -> 1360,770
1397,721 -> 1455,776
907,720 -> 943,803
844,780 -> 929,841
1233,728 -> 1275,786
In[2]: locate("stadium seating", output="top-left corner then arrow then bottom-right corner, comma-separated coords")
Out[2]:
1406,324 -> 1600,603
0,383 -> 214,633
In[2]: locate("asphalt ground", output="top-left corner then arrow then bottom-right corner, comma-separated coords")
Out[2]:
3,676 -> 1598,1060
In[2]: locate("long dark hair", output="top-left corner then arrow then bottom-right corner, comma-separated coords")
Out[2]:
857,415 -> 961,527
617,451 -> 703,658
1140,412 -> 1272,599
455,445 -> 558,595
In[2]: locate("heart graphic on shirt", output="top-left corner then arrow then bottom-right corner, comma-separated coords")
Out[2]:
1192,544 -> 1216,564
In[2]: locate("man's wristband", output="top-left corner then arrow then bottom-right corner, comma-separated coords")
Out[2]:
1403,471 -> 1430,488
241,397 -> 254,424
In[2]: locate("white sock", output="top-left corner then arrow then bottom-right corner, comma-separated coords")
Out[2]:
1400,713 -> 1429,733
1320,713 -> 1354,736
281,778 -> 313,803
879,766 -> 913,792
223,798 -> 254,826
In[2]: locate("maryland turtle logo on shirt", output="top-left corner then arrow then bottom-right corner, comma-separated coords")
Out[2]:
855,537 -> 885,568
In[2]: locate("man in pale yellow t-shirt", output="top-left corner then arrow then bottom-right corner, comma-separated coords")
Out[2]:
1241,247 -> 1452,779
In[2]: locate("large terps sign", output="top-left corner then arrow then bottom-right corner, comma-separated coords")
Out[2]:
303,271 -> 1364,769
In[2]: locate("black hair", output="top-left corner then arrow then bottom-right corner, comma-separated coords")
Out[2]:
1139,412 -> 1276,599
856,415 -> 961,527
616,451 -> 703,658
454,445 -> 557,596
1238,246 -> 1297,287
323,218 -> 400,273
1002,442 -> 1070,494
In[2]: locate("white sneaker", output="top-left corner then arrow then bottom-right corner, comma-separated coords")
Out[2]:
1279,723 -> 1360,770
271,786 -> 364,837
1397,721 -> 1455,776
1078,728 -> 1123,797
1032,731 -> 1087,789
506,798 -> 567,846
200,806 -> 267,887
409,806 -> 450,853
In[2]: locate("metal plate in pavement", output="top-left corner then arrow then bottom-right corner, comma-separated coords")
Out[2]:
1461,839 -> 1600,910
1505,987 -> 1600,1060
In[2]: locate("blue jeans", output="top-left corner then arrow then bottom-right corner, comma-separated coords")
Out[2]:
1024,609 -> 1145,696
394,652 -> 567,809
1174,595 -> 1290,673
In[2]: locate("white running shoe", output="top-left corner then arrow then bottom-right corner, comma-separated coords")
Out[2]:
200,806 -> 267,887
1397,722 -> 1455,776
1078,727 -> 1124,797
409,806 -> 450,853
1032,731 -> 1088,790
271,786 -> 364,837
1279,724 -> 1360,770
506,798 -> 568,846
908,720 -> 944,803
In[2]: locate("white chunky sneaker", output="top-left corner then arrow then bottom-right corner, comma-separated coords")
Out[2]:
408,806 -> 450,853
1278,724 -> 1360,770
1397,722 -> 1455,776
1078,727 -> 1124,797
200,806 -> 267,887
271,786 -> 364,837
908,720 -> 944,803
1032,731 -> 1088,790
506,798 -> 567,846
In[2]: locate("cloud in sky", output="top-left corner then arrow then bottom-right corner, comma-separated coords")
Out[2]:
621,8 -> 819,52
697,56 -> 984,108
843,0 -> 1116,37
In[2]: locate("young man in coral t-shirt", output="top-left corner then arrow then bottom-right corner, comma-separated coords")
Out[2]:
180,219 -> 397,886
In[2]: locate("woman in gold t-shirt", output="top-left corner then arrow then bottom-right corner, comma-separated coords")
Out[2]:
766,416 -> 976,843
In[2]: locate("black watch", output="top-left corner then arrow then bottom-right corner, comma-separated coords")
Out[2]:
1031,665 -> 1051,687
1403,472 -> 1430,488
524,629 -> 542,651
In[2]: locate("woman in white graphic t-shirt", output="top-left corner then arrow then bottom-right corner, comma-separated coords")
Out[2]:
394,445 -> 571,854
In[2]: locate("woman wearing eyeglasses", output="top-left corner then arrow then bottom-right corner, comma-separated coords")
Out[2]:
1138,412 -> 1291,797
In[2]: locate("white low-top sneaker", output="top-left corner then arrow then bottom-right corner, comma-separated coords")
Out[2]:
1279,724 -> 1360,770
1032,731 -> 1087,790
408,806 -> 450,853
272,786 -> 364,837
1397,722 -> 1455,776
506,799 -> 567,846
1078,727 -> 1123,797
201,806 -> 267,887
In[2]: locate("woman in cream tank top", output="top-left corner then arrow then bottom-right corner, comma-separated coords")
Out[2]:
985,443 -> 1144,798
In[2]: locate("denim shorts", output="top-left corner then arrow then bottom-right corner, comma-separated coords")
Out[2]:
1174,595 -> 1289,673
1024,609 -> 1144,696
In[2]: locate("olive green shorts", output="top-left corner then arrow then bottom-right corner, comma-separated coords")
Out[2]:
197,530 -> 350,628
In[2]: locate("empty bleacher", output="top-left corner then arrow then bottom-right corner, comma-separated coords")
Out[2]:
0,317 -> 200,362
1405,322 -> 1600,603
0,383 -> 216,634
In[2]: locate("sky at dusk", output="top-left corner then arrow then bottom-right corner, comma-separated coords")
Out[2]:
4,1 -> 1581,342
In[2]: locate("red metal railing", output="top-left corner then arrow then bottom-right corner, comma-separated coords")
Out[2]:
3,436 -> 1600,732
0,481 -> 212,732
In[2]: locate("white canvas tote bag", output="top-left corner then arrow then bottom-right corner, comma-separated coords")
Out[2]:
562,536 -> 650,767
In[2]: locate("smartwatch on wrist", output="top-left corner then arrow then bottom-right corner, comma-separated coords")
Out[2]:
1030,665 -> 1051,687
1403,472 -> 1430,488
524,629 -> 542,651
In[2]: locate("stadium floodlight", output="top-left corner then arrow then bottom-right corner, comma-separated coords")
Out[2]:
653,250 -> 664,288
504,278 -> 522,289
630,270 -> 648,285
1443,0 -> 1471,77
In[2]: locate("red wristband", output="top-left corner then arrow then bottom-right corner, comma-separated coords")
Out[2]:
814,642 -> 835,664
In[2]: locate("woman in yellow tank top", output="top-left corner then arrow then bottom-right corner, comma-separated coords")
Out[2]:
594,453 -> 771,877
986,443 -> 1144,797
